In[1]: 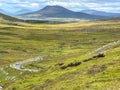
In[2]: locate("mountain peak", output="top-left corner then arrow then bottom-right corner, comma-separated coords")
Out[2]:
36,5 -> 74,16
44,5 -> 64,8
40,5 -> 69,12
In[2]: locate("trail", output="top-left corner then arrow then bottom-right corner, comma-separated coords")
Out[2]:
10,56 -> 46,72
10,40 -> 120,72
91,40 -> 120,55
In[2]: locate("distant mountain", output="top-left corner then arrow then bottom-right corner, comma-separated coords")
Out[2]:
15,9 -> 35,16
0,9 -> 16,16
0,13 -> 22,22
81,9 -> 120,17
0,9 -> 4,12
0,8 -> 33,16
19,5 -> 106,20
0,9 -> 7,15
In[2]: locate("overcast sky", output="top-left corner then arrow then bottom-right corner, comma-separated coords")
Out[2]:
0,0 -> 120,13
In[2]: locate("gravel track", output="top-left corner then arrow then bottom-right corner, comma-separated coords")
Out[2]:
10,56 -> 46,72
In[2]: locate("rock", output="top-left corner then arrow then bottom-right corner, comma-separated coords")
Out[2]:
0,86 -> 3,90
97,53 -> 106,57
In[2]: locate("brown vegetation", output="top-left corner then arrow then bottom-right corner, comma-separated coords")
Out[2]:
61,61 -> 82,69
61,53 -> 106,70
87,64 -> 107,74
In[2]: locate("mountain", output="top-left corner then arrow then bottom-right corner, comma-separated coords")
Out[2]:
15,9 -> 35,16
0,8 -> 32,16
81,9 -> 120,17
0,9 -> 17,16
0,13 -> 22,22
0,9 -> 4,12
19,5 -> 106,20
0,9 -> 7,15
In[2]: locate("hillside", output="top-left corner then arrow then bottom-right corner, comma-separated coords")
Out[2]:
0,18 -> 120,90
0,13 -> 22,23
19,5 -> 105,20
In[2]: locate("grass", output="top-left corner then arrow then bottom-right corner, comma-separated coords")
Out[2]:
0,13 -> 22,23
0,18 -> 120,90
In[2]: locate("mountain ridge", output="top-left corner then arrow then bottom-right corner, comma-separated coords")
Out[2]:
18,5 -> 106,20
81,9 -> 120,17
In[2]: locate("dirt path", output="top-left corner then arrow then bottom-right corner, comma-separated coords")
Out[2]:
10,56 -> 46,72
91,40 -> 120,55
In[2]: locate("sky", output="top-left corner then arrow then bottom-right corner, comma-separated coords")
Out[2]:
0,0 -> 120,13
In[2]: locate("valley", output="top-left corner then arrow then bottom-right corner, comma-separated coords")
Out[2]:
0,16 -> 120,90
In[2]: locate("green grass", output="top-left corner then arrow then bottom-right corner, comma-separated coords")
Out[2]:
0,19 -> 120,90
0,13 -> 22,23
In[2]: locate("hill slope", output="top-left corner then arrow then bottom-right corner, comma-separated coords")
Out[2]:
0,13 -> 21,23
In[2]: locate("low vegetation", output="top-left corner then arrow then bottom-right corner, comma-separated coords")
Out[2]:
0,18 -> 120,90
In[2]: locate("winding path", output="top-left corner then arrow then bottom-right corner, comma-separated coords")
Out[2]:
10,40 -> 120,72
10,56 -> 46,72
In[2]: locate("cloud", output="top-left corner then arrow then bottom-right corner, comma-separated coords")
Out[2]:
0,0 -> 120,13
45,0 -> 120,12
18,2 -> 40,8
0,3 -> 2,6
46,1 -> 81,6
83,2 -> 120,12
30,3 -> 39,7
